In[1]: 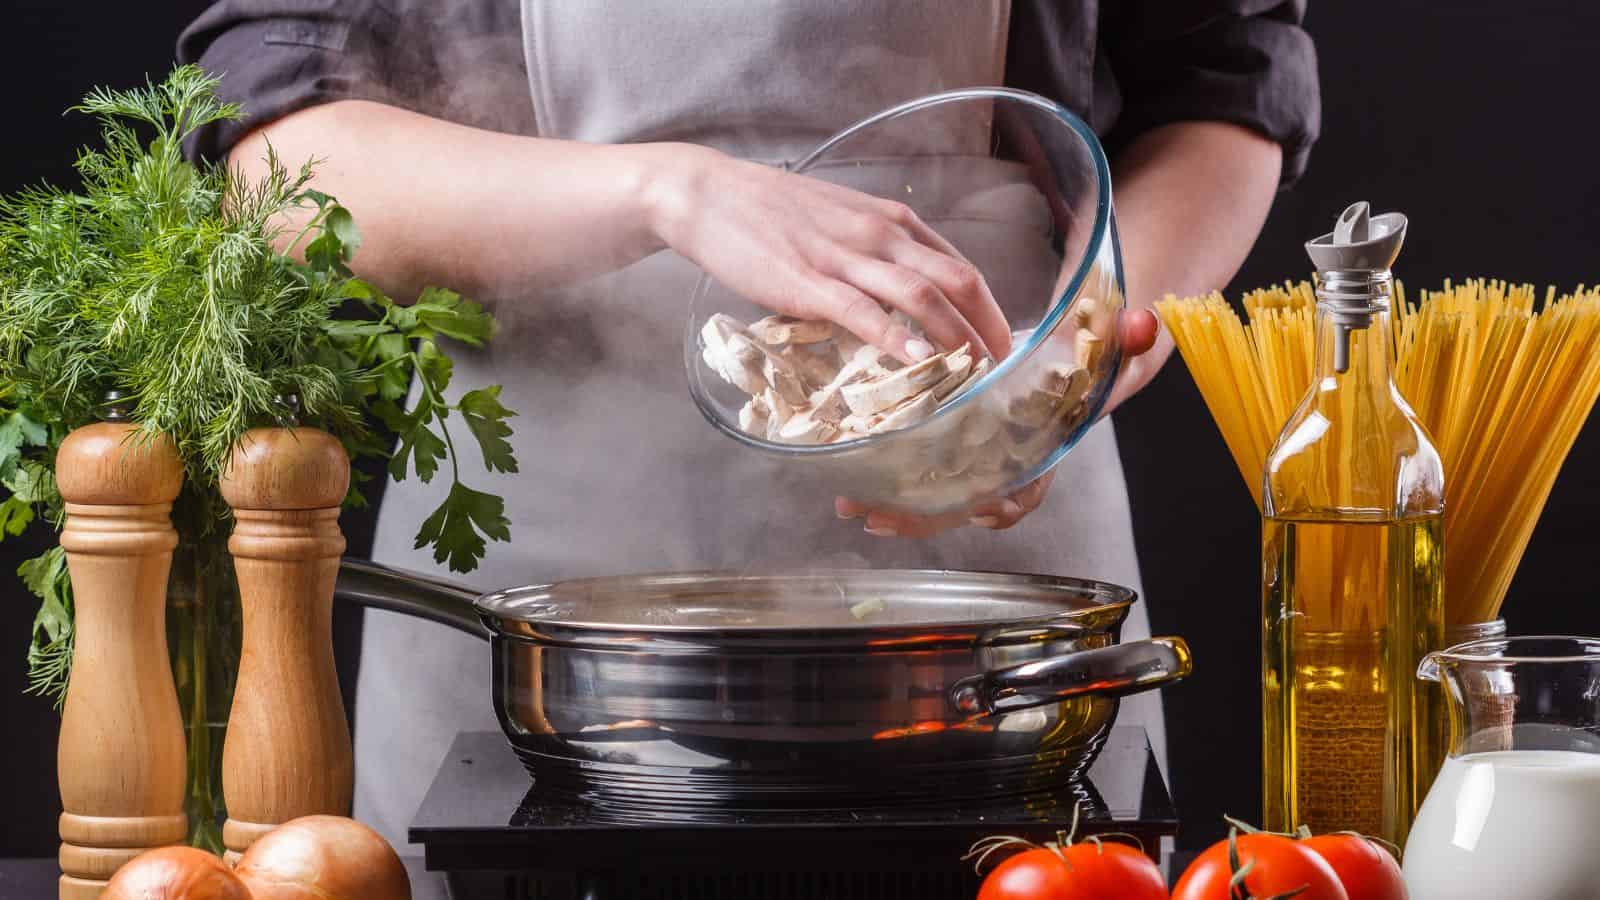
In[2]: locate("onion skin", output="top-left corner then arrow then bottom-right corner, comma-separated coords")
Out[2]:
102,847 -> 252,900
234,815 -> 410,900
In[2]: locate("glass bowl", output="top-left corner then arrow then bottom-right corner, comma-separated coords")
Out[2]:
684,87 -> 1124,514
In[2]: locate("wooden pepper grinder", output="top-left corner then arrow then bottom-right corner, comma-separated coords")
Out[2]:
55,397 -> 188,900
219,401 -> 352,863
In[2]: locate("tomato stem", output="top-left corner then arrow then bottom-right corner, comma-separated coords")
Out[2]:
1328,829 -> 1403,860
961,835 -> 1042,875
1086,831 -> 1147,855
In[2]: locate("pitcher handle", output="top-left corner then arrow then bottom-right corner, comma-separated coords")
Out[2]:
948,636 -> 1192,717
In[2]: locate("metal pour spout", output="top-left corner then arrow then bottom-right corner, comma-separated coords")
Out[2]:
1305,202 -> 1408,373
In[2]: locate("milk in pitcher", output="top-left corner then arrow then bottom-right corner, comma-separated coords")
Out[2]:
1403,749 -> 1600,900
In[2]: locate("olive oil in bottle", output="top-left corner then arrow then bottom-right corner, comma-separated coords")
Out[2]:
1262,515 -> 1444,840
1262,203 -> 1445,848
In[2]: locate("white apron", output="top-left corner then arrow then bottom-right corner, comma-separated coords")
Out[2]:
354,0 -> 1162,853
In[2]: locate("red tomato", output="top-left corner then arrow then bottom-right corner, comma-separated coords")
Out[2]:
1300,834 -> 1407,900
1172,833 -> 1349,900
978,841 -> 1167,900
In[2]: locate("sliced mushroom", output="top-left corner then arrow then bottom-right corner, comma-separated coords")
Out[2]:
778,409 -> 840,444
765,356 -> 811,406
778,344 -> 838,391
928,345 -> 975,399
838,412 -> 878,435
750,315 -> 834,345
841,353 -> 950,416
832,331 -> 867,364
869,389 -> 939,434
940,356 -> 992,402
1042,363 -> 1090,405
1075,330 -> 1105,370
762,387 -> 796,441
721,332 -> 772,394
738,395 -> 769,435
807,347 -> 881,423
701,315 -> 772,395
810,386 -> 849,424
701,313 -> 757,358
1003,389 -> 1064,429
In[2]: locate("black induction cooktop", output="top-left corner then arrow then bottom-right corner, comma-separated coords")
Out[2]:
412,727 -> 1175,900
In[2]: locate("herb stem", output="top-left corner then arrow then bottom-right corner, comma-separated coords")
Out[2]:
411,348 -> 463,482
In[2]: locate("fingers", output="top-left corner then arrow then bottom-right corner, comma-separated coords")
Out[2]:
968,471 -> 1055,530
836,496 -> 969,538
868,201 -> 1012,360
835,496 -> 868,519
827,252 -> 986,359
1118,308 -> 1160,357
862,506 -> 970,539
810,192 -> 1012,361
1097,310 -> 1165,415
807,278 -> 935,364
834,469 -> 1056,539
870,199 -> 966,260
881,239 -> 1012,359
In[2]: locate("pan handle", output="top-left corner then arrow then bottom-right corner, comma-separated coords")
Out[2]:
948,636 -> 1192,717
335,558 -> 493,640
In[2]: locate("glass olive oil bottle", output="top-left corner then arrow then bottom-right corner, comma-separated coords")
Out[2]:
1262,204 -> 1445,847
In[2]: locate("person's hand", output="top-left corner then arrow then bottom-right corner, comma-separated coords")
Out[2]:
645,144 -> 1012,361
834,308 -> 1161,537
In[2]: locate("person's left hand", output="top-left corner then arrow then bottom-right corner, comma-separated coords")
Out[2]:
835,307 -> 1160,537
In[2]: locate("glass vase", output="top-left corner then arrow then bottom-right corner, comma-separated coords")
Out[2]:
165,520 -> 241,853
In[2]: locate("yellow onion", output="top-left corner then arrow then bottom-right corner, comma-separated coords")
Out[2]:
235,815 -> 410,900
102,846 -> 252,900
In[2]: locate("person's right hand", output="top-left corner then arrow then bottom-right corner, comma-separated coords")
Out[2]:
643,144 -> 1012,362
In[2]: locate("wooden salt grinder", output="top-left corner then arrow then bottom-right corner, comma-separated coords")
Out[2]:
55,420 -> 188,900
219,425 -> 352,863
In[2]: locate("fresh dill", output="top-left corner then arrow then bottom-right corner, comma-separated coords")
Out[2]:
0,65 -> 517,705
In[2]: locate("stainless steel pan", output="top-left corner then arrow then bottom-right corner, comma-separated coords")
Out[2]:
336,561 -> 1191,809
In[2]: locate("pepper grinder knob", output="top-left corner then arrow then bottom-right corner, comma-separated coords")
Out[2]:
55,421 -> 187,899
219,424 -> 351,863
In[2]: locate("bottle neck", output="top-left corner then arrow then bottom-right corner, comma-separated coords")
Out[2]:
1312,270 -> 1394,384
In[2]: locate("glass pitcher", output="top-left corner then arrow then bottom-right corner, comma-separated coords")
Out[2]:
1402,636 -> 1600,900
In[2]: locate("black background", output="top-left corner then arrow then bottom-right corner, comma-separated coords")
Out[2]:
2,0 -> 1597,859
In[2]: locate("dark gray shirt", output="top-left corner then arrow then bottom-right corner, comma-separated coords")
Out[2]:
178,0 -> 1320,182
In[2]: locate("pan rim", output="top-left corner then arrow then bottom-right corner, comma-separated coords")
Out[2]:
475,567 -> 1137,645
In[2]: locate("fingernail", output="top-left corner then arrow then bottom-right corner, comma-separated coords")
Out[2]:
837,508 -> 861,520
864,525 -> 898,537
999,500 -> 1023,518
970,515 -> 1001,528
905,338 -> 933,360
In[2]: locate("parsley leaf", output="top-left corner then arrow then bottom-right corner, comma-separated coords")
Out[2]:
0,410 -> 49,482
376,396 -> 447,484
414,482 -> 511,573
20,547 -> 71,707
412,287 -> 495,346
459,386 -> 519,474
0,497 -> 32,536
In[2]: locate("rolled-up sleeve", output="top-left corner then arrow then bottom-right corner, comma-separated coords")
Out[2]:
1102,1 -> 1320,187
176,0 -> 534,163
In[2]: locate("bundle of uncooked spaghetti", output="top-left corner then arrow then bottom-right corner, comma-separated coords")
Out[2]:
1157,279 -> 1600,625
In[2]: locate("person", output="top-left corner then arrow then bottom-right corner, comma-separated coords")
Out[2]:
179,0 -> 1318,854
